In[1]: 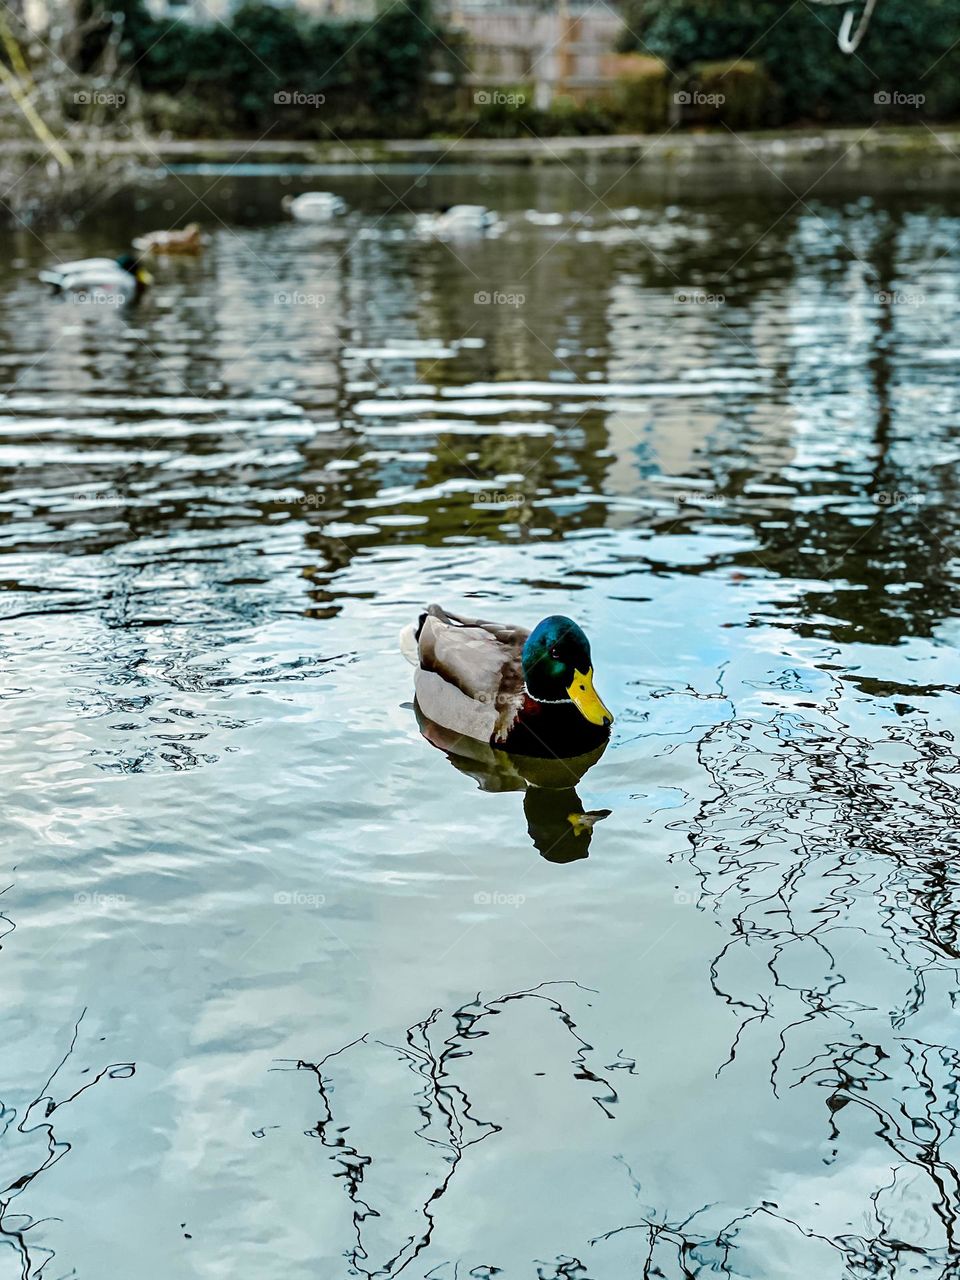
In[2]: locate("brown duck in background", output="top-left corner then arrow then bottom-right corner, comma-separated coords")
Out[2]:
132,223 -> 205,255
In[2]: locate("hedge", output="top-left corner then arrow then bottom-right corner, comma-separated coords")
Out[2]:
622,0 -> 960,124
81,0 -> 450,136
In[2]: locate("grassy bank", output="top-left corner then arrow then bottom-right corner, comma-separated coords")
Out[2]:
3,125 -> 960,168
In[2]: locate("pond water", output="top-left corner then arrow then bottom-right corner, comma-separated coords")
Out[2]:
2,157 -> 960,1279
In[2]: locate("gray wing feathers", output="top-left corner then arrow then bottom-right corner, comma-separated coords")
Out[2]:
414,669 -> 499,743
420,602 -> 528,646
409,604 -> 528,741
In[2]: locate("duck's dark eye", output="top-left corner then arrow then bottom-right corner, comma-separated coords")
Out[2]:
550,647 -> 559,659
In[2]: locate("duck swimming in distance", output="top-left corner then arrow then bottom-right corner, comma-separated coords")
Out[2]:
282,192 -> 347,221
133,222 -> 204,254
39,253 -> 151,303
401,604 -> 613,759
416,205 -> 498,237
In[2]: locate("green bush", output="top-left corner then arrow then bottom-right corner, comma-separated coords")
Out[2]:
630,0 -> 960,124
446,87 -> 617,139
471,86 -> 541,138
80,0 -> 447,137
688,59 -> 773,129
610,54 -> 670,131
544,95 -> 619,136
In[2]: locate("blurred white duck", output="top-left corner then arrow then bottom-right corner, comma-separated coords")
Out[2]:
282,192 -> 347,221
417,204 -> 499,237
38,253 -> 151,303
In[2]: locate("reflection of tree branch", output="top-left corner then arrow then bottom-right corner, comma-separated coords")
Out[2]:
290,981 -> 623,1277
0,883 -> 15,956
794,1036 -> 960,1254
0,1009 -> 135,1279
591,1185 -> 949,1278
669,664 -> 960,1274
284,666 -> 960,1276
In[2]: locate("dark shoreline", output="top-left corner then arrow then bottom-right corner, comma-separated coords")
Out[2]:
2,124 -> 959,170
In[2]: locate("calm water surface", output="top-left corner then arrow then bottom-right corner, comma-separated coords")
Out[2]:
2,160 -> 960,1279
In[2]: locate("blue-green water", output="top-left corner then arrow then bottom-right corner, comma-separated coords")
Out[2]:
2,160 -> 960,1279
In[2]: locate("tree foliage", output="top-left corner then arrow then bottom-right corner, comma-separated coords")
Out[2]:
80,0 -> 445,134
623,0 -> 960,122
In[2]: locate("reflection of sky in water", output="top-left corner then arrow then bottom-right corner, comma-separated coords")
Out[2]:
1,164 -> 959,1278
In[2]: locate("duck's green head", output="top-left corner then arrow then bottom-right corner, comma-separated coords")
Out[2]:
117,254 -> 152,287
522,615 -> 613,728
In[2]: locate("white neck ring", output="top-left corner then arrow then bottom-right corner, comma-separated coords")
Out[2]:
523,685 -> 573,705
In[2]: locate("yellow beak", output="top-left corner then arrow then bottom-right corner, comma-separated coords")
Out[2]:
136,268 -> 153,285
567,667 -> 613,727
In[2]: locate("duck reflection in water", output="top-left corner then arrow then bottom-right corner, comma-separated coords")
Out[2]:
416,706 -> 611,861
402,604 -> 613,861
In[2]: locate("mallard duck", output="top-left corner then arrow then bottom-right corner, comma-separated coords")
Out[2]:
416,205 -> 498,237
132,222 -> 204,255
401,604 -> 613,758
38,253 -> 151,303
282,192 -> 347,221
